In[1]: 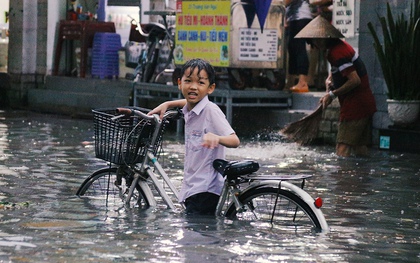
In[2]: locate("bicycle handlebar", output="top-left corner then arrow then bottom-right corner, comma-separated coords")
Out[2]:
114,107 -> 155,121
113,107 -> 180,122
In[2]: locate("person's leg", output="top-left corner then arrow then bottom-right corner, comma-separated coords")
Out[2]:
184,192 -> 220,215
288,19 -> 311,93
291,74 -> 309,93
288,36 -> 309,92
336,118 -> 372,157
336,142 -> 351,157
352,119 -> 372,156
307,45 -> 319,88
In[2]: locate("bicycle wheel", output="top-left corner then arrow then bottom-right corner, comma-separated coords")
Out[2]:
76,167 -> 150,208
225,186 -> 322,232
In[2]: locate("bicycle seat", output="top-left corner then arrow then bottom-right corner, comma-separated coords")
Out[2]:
213,159 -> 259,178
142,22 -> 167,39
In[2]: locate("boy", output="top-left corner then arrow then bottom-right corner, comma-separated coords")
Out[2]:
148,58 -> 240,215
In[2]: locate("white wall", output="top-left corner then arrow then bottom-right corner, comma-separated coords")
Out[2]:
47,0 -> 65,74
0,0 -> 9,71
0,0 -> 9,28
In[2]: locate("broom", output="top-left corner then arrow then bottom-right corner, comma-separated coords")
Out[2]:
280,104 -> 323,145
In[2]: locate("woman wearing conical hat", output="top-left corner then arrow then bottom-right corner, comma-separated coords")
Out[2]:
296,15 -> 377,157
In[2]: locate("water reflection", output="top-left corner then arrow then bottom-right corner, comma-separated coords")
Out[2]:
0,110 -> 418,262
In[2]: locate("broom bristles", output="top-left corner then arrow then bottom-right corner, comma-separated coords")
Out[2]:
280,105 -> 323,145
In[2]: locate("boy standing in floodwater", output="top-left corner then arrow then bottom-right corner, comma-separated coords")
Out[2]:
148,58 -> 240,215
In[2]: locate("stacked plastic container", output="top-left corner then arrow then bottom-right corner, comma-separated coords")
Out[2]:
91,32 -> 121,79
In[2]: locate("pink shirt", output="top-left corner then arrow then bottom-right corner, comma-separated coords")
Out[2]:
179,96 -> 235,202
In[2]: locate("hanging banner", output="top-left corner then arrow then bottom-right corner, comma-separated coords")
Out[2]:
175,0 -> 231,67
242,0 -> 256,29
332,0 -> 356,37
253,0 -> 272,32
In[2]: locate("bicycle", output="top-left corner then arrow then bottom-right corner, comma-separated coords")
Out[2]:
76,107 -> 329,232
129,19 -> 176,84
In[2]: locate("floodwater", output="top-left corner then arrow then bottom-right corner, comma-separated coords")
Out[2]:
0,109 -> 419,263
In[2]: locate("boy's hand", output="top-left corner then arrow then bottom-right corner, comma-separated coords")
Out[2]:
148,99 -> 187,119
202,132 -> 220,149
148,103 -> 169,119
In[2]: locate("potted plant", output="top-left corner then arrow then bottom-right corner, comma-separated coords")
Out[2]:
368,0 -> 420,126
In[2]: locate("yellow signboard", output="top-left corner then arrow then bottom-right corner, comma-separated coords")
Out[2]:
175,0 -> 230,67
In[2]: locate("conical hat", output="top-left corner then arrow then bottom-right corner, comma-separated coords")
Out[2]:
295,15 -> 345,39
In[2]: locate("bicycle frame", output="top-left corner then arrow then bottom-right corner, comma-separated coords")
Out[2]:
129,151 -> 180,210
122,110 -> 180,210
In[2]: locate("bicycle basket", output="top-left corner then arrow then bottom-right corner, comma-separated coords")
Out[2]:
93,107 -> 157,165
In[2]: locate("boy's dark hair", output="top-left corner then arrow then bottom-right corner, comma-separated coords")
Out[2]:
180,58 -> 216,85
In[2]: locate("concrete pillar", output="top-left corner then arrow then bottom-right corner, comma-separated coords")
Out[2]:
7,0 -> 48,106
8,0 -> 24,75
